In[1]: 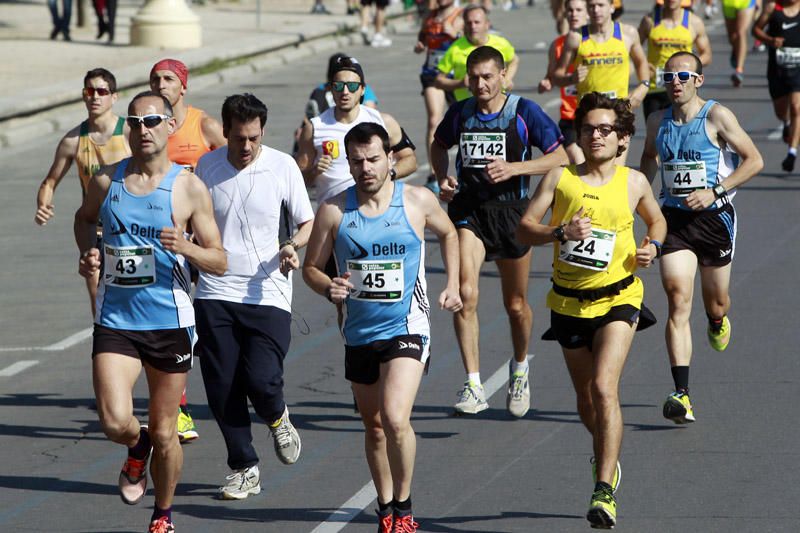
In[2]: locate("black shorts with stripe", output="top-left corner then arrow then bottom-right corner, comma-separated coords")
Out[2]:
662,203 -> 736,267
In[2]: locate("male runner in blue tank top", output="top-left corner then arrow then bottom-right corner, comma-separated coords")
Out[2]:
74,91 -> 227,533
431,45 -> 568,417
303,123 -> 462,533
640,51 -> 763,426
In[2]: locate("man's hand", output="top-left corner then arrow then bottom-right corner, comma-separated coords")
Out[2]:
564,206 -> 592,241
328,272 -> 354,304
438,175 -> 458,202
438,287 -> 463,312
574,64 -> 588,84
279,245 -> 300,275
35,203 -> 55,225
538,78 -> 552,94
316,154 -> 333,176
414,41 -> 425,53
485,156 -> 516,184
636,235 -> 656,268
160,216 -> 190,255
773,36 -> 785,49
79,248 -> 101,278
684,189 -> 716,211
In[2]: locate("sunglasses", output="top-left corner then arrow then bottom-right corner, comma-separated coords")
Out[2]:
580,123 -> 616,138
83,87 -> 111,98
331,81 -> 362,93
126,114 -> 171,129
661,71 -> 700,84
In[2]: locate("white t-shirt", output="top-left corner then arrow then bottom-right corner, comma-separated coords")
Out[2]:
194,145 -> 314,311
310,105 -> 386,204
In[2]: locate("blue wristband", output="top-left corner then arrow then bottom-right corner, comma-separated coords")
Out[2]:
650,239 -> 663,259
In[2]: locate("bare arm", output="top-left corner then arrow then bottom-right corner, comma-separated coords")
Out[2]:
692,15 -> 713,66
302,199 -> 350,302
430,139 -> 458,202
74,166 -> 113,278
485,145 -> 569,184
639,110 -> 664,184
383,112 -> 418,178
36,129 -> 79,225
538,40 -> 559,93
505,54 -> 520,90
434,72 -> 468,92
709,105 -> 764,192
626,24 -> 650,109
201,114 -> 227,150
516,167 -> 562,245
278,218 -> 314,275
638,15 -> 653,45
551,31 -> 581,87
295,120 -> 327,186
752,3 -> 779,47
630,169 -> 667,267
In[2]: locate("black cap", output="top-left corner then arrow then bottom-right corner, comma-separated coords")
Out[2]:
329,56 -> 365,84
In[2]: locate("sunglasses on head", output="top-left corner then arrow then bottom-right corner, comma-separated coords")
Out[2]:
661,71 -> 700,84
580,123 -> 616,138
331,81 -> 362,93
126,114 -> 171,129
83,87 -> 111,98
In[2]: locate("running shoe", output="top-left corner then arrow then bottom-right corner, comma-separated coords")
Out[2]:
590,457 -> 622,494
119,428 -> 151,505
454,380 -> 488,414
360,27 -> 371,45
663,391 -> 695,424
269,406 -> 301,464
704,3 -> 713,19
377,508 -> 393,533
177,406 -> 199,444
506,362 -> 530,418
371,33 -> 393,48
782,153 -> 796,173
731,72 -> 743,88
148,516 -> 175,533
707,315 -> 731,351
219,465 -> 261,500
586,486 -> 617,529
392,510 -> 419,532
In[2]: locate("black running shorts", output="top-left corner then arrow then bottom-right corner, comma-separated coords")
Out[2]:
548,304 -> 656,351
92,324 -> 194,373
767,63 -> 800,99
448,196 -> 531,261
662,203 -> 736,266
345,334 -> 429,385
361,0 -> 390,7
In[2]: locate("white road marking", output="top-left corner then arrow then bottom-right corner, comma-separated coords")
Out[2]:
0,360 -> 39,377
0,326 -> 93,353
309,355 -> 533,531
767,126 -> 784,141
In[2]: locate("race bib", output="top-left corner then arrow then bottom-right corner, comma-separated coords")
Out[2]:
558,228 -> 616,272
564,84 -> 578,97
104,244 -> 156,287
459,132 -> 506,168
776,47 -> 800,67
655,66 -> 665,89
426,49 -> 446,71
664,161 -> 707,197
599,91 -> 617,99
348,259 -> 404,302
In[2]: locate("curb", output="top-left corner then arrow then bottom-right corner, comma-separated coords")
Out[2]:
0,12 -> 415,149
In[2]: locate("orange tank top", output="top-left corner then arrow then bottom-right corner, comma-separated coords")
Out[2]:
167,106 -> 209,172
555,34 -> 578,121
76,116 -> 130,194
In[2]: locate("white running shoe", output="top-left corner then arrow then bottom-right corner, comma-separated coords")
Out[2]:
454,380 -> 488,414
219,465 -> 261,500
371,33 -> 392,47
507,362 -> 531,418
270,406 -> 301,464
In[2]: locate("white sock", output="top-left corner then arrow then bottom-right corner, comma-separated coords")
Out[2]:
789,147 -> 797,156
511,358 -> 529,374
467,372 -> 481,386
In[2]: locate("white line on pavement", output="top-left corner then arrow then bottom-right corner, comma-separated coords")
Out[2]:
309,355 -> 533,531
0,360 -> 39,377
0,326 -> 93,353
767,126 -> 783,141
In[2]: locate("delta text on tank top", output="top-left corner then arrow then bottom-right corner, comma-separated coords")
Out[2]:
167,106 -> 210,172
768,5 -> 800,70
576,22 -> 630,100
311,105 -> 386,205
96,159 -> 194,330
420,7 -> 463,76
456,94 -> 531,202
77,117 -> 130,194
547,165 -> 644,318
334,182 -> 430,346
648,7 -> 693,93
656,99 -> 739,210
555,34 -> 579,120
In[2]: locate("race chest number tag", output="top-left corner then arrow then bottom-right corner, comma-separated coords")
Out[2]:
558,228 -> 616,272
104,244 -> 156,287
459,132 -> 506,168
664,161 -> 707,197
348,259 -> 404,302
426,49 -> 446,70
776,47 -> 800,68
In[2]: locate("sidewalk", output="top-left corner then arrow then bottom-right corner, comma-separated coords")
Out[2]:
0,0 -> 411,147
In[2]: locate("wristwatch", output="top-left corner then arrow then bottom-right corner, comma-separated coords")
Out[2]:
640,79 -> 651,88
712,183 -> 727,199
552,224 -> 567,244
280,238 -> 298,250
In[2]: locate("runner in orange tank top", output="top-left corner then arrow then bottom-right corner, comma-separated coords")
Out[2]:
35,67 -> 131,317
149,59 -> 226,172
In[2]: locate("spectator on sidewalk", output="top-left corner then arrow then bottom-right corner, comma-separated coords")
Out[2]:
361,0 -> 393,47
48,0 -> 73,41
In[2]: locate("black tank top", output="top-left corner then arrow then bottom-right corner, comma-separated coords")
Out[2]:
768,5 -> 800,66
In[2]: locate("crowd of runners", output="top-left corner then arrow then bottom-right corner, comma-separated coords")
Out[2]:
33,0 -> 785,531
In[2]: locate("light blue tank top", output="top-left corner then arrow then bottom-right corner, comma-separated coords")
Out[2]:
96,159 -> 194,330
656,99 -> 739,210
334,182 -> 430,346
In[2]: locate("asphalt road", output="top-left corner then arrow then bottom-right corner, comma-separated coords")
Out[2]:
1,3 -> 799,532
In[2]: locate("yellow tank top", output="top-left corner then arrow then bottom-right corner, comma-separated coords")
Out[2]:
575,22 -> 630,100
647,7 -> 693,94
76,117 -> 130,194
167,106 -> 210,172
546,165 -> 643,318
